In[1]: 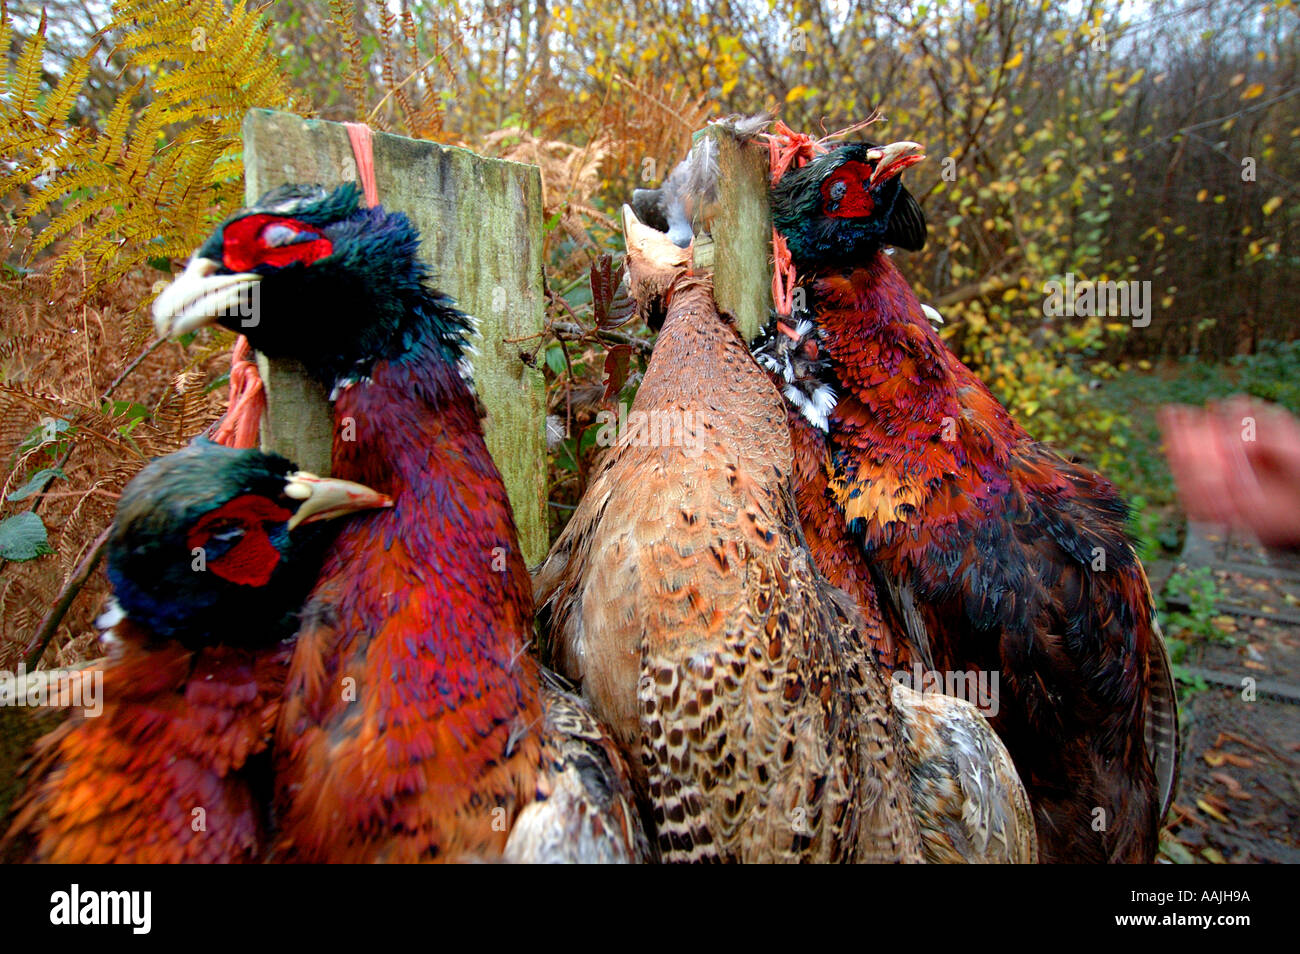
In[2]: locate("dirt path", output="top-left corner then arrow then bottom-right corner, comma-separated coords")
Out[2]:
1158,525 -> 1300,864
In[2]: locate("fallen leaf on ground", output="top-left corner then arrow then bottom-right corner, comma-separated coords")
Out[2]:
1161,839 -> 1196,864
1209,771 -> 1252,799
1196,798 -> 1230,823
1171,803 -> 1208,828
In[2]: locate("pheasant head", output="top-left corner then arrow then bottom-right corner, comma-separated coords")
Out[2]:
107,439 -> 389,648
621,203 -> 693,330
152,184 -> 472,386
771,141 -> 928,269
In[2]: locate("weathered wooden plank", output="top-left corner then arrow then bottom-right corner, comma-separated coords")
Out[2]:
1144,558 -> 1176,596
1215,559 -> 1300,585
242,109 -> 548,564
1167,597 -> 1300,628
1179,522 -> 1234,567
1178,666 -> 1300,704
253,353 -> 331,478
708,126 -> 772,342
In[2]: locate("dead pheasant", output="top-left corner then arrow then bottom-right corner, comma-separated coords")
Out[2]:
758,139 -> 1179,862
4,440 -> 389,863
153,183 -> 647,862
534,206 -> 1035,863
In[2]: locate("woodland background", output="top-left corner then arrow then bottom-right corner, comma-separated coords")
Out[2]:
0,0 -> 1295,677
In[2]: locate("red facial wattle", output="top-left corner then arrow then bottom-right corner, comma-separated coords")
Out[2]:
186,494 -> 292,588
221,214 -> 334,272
821,161 -> 875,218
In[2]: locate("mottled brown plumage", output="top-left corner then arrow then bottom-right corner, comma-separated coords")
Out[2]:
892,682 -> 1037,863
503,667 -> 653,863
535,207 -> 1034,863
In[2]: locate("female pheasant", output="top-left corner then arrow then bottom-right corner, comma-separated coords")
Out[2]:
153,184 -> 647,862
534,206 -> 1036,863
760,140 -> 1179,863
5,439 -> 388,862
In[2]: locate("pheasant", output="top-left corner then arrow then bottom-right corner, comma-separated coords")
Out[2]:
4,439 -> 388,863
759,139 -> 1180,863
153,183 -> 647,863
752,313 -> 902,668
631,116 -> 771,250
534,205 -> 1036,863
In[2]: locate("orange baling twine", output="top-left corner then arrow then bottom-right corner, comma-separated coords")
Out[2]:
759,114 -> 883,317
343,122 -> 380,209
212,122 -> 379,449
211,335 -> 265,448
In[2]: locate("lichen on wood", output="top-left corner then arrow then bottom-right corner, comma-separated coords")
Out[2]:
708,126 -> 773,343
242,109 -> 549,564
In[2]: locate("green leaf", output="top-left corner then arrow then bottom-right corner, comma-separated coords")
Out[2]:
563,283 -> 593,309
103,400 -> 150,420
578,424 -> 601,455
545,343 -> 567,376
7,467 -> 66,502
0,511 -> 55,561
18,417 -> 72,455
555,438 -> 579,473
1160,837 -> 1196,865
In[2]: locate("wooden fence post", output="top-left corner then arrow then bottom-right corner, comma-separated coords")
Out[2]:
707,126 -> 773,342
242,109 -> 549,565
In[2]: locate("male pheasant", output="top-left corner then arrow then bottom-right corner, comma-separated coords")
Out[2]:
535,206 -> 1036,863
758,140 -> 1179,863
153,183 -> 646,862
5,439 -> 388,862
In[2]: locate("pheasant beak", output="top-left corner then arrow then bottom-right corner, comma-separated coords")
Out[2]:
867,141 -> 926,187
283,472 -> 393,530
152,256 -> 262,339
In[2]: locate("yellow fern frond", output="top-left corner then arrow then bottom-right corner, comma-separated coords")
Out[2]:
119,101 -> 169,188
9,8 -> 46,117
36,41 -> 100,130
94,78 -> 147,164
0,11 -> 13,87
0,1 -> 298,299
29,188 -> 116,253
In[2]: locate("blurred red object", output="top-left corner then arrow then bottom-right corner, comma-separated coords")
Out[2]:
1158,397 -> 1300,548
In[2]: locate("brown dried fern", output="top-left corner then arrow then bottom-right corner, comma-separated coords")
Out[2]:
0,244 -> 224,671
